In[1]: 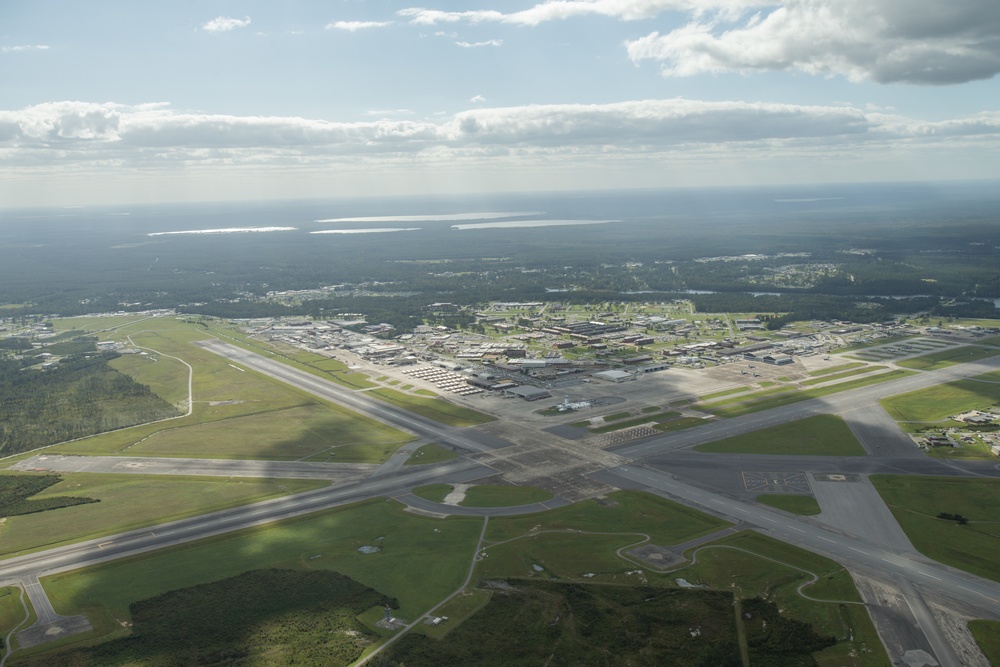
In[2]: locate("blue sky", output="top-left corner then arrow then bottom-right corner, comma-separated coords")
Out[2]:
2,0 -> 999,206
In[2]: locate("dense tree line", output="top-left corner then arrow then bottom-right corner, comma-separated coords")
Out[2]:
0,349 -> 179,456
0,474 -> 98,517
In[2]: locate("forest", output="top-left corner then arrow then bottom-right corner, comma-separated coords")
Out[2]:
0,344 -> 179,456
1,183 -> 998,331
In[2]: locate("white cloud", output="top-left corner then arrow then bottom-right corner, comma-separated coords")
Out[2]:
1,44 -> 50,53
326,20 -> 392,32
626,0 -> 1000,85
401,1 -> 1000,85
4,98 -> 1000,205
398,1 -> 761,26
456,39 -> 503,48
470,95 -> 487,103
5,98 -> 992,152
202,16 -> 252,33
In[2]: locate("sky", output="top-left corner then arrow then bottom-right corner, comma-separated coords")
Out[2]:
2,0 -> 999,206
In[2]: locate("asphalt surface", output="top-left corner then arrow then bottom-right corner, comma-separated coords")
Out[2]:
11,453 -> 378,481
193,340 -> 505,454
594,464 -> 1000,619
5,342 -> 1000,663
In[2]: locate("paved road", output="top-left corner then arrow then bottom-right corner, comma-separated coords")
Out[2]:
11,453 -> 378,481
612,354 -> 1000,460
6,342 -> 1000,663
595,464 -> 1000,619
194,340 -> 506,454
0,459 -> 496,585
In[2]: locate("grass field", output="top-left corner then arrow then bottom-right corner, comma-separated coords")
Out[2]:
896,346 -> 997,370
756,494 -> 822,515
701,370 -> 914,418
199,322 -> 379,390
653,416 -> 708,432
871,475 -> 1000,582
800,366 -> 883,386
484,491 -> 729,546
807,362 -> 866,376
469,501 -> 882,667
122,404 -> 411,463
369,388 -> 495,427
0,473 -> 325,558
403,444 -> 459,466
109,350 -> 191,409
412,484 -> 452,503
880,377 -> 1000,422
969,620 -> 1000,665
0,586 -> 30,646
18,570 -> 387,667
588,411 -> 681,434
388,580 -> 742,666
677,532 -> 885,667
38,500 -> 483,648
696,415 -> 866,456
458,485 -> 553,507
44,317 -> 412,468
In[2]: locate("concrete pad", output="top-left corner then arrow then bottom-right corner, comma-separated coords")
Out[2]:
810,473 -> 918,554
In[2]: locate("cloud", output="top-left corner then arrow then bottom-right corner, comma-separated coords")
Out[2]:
1,44 -> 50,53
470,95 -> 487,103
456,39 -> 503,48
2,99 -> 999,176
401,1 -> 1000,85
202,16 -> 252,33
326,20 -> 392,32
626,0 -> 1000,85
397,1 -> 759,26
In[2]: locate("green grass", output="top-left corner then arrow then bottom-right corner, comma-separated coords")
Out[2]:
470,503 -> 881,667
588,412 -> 681,434
696,415 -> 866,456
485,491 -> 729,546
369,388 -> 495,427
675,532 -> 885,667
0,586 -> 30,643
871,475 -> 1000,582
640,406 -> 662,414
40,500 -> 482,645
602,411 -> 632,421
896,346 -> 997,370
756,494 -> 822,515
387,580 -> 741,667
47,319 -> 410,468
969,620 -> 1000,666
0,473 -> 325,558
807,362 -> 866,376
109,351 -> 190,408
800,366 -> 883,386
702,370 -> 914,418
19,570 -> 386,667
880,376 -> 1000,422
414,588 -> 491,640
403,444 -> 459,466
0,473 -> 97,517
459,485 -> 553,507
653,417 -> 708,433
199,322 -> 379,390
412,484 -> 453,503
120,404 -> 411,463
